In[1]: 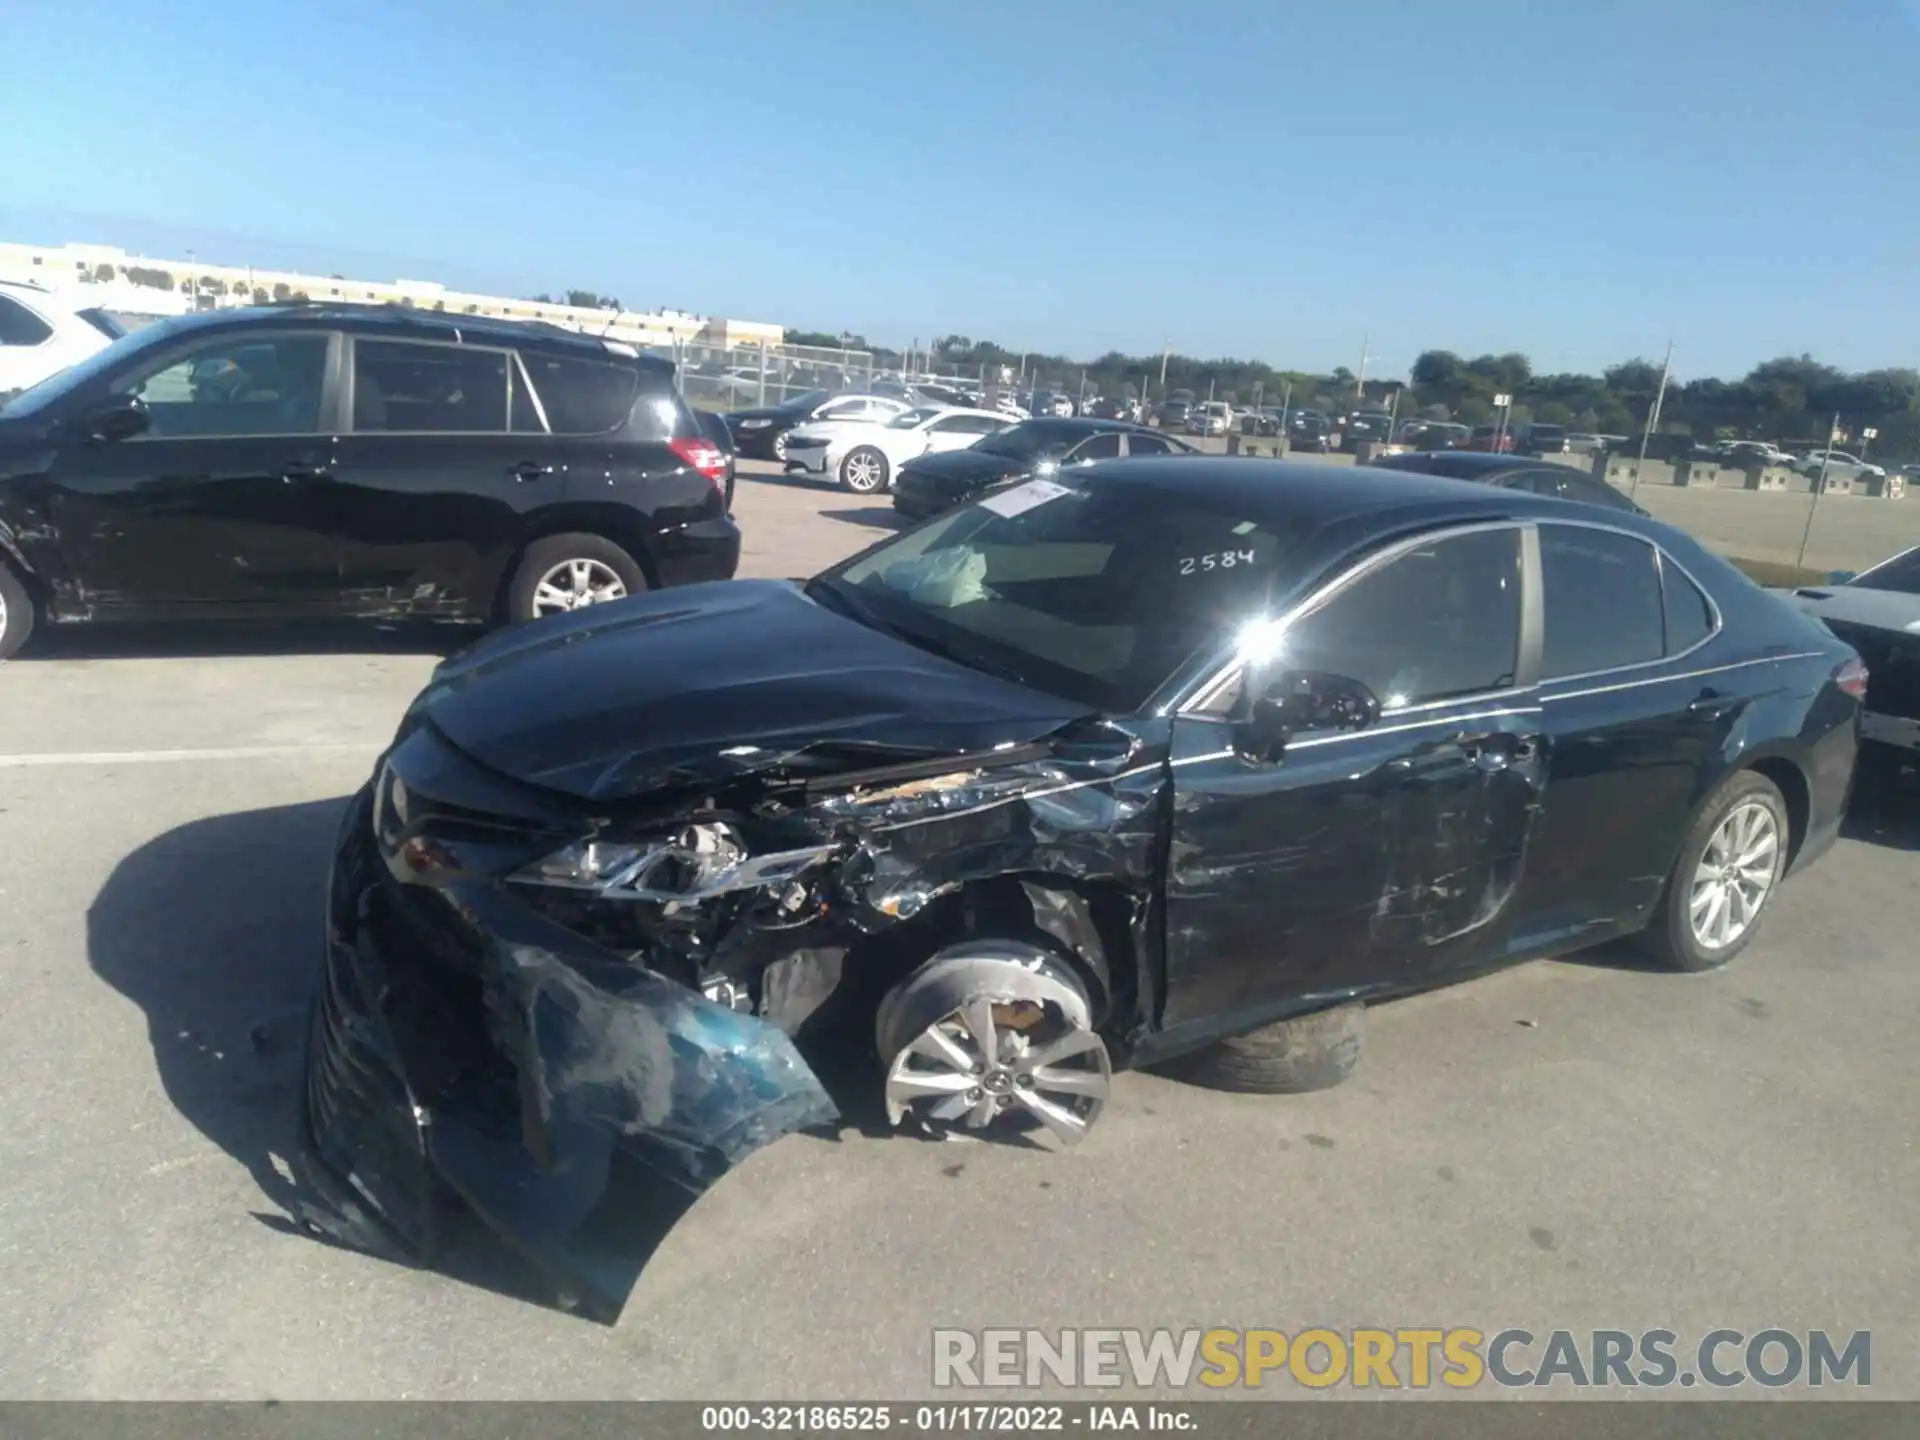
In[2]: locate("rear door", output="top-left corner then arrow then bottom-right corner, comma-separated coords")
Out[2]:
1508,522 -> 1729,947
39,329 -> 342,609
922,412 -> 1003,454
323,336 -> 552,616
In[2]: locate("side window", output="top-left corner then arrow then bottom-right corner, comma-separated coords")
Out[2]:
816,399 -> 870,421
1540,525 -> 1664,677
353,339 -> 508,433
1278,528 -> 1522,711
1660,554 -> 1716,653
1127,433 -> 1175,456
115,333 -> 330,438
517,355 -> 641,434
1070,433 -> 1124,462
0,296 -> 54,347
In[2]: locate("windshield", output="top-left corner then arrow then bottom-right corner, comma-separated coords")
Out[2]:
889,406 -> 943,430
810,478 -> 1301,711
1850,546 -> 1920,596
76,308 -> 128,340
972,420 -> 1079,462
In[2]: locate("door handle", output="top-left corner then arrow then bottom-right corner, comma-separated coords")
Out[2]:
280,459 -> 330,484
1689,688 -> 1737,717
510,461 -> 554,482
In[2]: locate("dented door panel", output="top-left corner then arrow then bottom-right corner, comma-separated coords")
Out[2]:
1162,703 -> 1545,1024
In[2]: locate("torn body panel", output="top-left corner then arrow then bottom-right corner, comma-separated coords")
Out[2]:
295,716 -> 1168,1318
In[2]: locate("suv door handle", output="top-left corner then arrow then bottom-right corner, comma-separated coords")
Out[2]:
1689,688 -> 1737,717
510,461 -> 554,482
1452,731 -> 1538,769
281,459 -> 330,484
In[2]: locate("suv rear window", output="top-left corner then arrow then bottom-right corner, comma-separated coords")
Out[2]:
519,354 -> 648,435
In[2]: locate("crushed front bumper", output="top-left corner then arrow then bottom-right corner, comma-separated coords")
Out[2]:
292,787 -> 838,1321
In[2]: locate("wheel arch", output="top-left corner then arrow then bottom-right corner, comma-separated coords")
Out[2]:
493,504 -> 662,617
1695,741 -> 1812,872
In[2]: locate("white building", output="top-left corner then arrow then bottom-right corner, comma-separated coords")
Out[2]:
0,240 -> 785,354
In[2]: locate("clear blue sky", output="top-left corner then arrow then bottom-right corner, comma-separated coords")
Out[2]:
6,0 -> 1917,381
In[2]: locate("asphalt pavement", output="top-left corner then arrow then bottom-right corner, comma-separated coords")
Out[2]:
0,461 -> 1916,1399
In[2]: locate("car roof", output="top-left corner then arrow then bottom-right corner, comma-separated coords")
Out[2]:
1082,457 -> 1667,541
115,303 -> 675,369
1372,451 -> 1579,478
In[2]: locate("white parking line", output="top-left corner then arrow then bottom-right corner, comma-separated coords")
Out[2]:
0,744 -> 376,768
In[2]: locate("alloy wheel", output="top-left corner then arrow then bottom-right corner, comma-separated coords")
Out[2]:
531,558 -> 628,617
843,450 -> 885,492
1688,799 -> 1780,951
883,996 -> 1110,1147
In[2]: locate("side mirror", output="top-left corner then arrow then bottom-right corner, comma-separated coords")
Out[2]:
1233,669 -> 1381,763
84,395 -> 149,442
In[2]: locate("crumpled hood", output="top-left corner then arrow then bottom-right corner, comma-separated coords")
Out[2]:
418,580 -> 1091,802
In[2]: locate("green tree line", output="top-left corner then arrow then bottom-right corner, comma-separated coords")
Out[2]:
802,332 -> 1918,459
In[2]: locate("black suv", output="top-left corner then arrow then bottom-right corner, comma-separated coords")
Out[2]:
0,306 -> 738,658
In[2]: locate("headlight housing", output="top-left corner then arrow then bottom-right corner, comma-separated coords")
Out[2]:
510,822 -> 831,903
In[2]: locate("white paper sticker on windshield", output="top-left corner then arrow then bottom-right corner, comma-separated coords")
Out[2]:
979,478 -> 1072,517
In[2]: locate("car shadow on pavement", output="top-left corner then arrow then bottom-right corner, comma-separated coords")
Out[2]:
1842,778 -> 1920,851
85,795 -> 582,1314
817,507 -> 908,532
26,619 -> 464,661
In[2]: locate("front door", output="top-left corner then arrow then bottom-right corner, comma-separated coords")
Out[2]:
42,330 -> 341,611
1161,525 -> 1545,1032
324,336 -> 553,616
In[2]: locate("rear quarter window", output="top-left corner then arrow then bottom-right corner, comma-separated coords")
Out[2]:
521,354 -> 659,435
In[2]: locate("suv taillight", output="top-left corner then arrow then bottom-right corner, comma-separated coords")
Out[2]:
1835,655 -> 1870,699
670,436 -> 728,493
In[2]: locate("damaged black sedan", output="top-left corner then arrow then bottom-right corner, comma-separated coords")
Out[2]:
299,460 -> 1861,1319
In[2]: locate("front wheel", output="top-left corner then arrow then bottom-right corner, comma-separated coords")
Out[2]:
0,560 -> 34,659
1635,770 -> 1790,971
839,445 -> 891,493
506,533 -> 647,624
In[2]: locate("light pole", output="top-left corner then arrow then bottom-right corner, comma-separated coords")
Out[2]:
1628,341 -> 1674,500
1797,411 -> 1843,569
1493,393 -> 1513,451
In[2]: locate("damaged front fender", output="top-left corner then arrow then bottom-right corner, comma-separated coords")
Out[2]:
294,790 -> 837,1322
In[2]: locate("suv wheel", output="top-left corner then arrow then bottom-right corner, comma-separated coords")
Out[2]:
840,446 -> 890,493
0,560 -> 34,660
508,534 -> 647,623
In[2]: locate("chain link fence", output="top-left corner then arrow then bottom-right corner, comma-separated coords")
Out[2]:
673,341 -> 880,412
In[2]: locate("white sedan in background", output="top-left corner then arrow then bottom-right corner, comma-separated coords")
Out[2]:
783,405 -> 1015,492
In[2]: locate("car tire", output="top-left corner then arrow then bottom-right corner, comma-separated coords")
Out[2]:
0,559 -> 34,660
506,533 -> 648,624
839,445 -> 891,494
1635,770 -> 1791,972
1153,1001 -> 1364,1095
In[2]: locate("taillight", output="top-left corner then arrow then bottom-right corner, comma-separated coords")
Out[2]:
1835,655 -> 1870,699
669,436 -> 728,493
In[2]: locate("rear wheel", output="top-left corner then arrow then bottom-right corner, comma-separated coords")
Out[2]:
1635,770 -> 1790,971
506,533 -> 647,624
0,560 -> 34,660
839,446 -> 891,493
